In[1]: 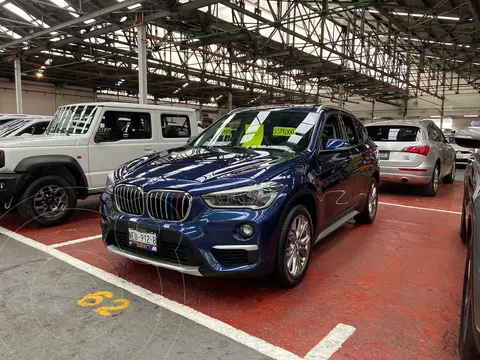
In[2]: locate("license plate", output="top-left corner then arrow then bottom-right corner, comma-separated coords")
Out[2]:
379,151 -> 389,160
128,228 -> 157,251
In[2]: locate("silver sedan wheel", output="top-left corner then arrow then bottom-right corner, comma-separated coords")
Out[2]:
285,214 -> 312,277
368,181 -> 378,218
433,166 -> 439,193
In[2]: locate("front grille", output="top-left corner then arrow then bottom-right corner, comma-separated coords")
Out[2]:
146,190 -> 191,221
212,248 -> 250,267
114,185 -> 144,216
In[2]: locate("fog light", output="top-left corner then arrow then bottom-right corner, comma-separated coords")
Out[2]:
239,224 -> 254,237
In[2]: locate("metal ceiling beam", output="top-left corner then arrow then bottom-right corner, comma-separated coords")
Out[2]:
0,0 -> 144,51
466,0 -> 480,29
21,0 -> 221,56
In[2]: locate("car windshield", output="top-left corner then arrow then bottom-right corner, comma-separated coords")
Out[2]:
366,125 -> 421,142
192,110 -> 318,153
46,105 -> 99,135
0,118 -> 33,137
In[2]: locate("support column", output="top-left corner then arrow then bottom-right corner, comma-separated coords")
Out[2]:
228,91 -> 232,112
14,57 -> 23,114
338,84 -> 344,108
137,24 -> 148,104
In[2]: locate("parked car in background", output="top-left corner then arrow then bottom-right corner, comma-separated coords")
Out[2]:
0,116 -> 51,138
0,114 -> 42,126
454,128 -> 480,360
447,135 -> 475,165
0,102 -> 198,227
99,105 -> 380,287
364,119 -> 456,196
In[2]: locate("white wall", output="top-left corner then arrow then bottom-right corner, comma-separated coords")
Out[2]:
0,79 -> 95,115
1,75 -> 479,122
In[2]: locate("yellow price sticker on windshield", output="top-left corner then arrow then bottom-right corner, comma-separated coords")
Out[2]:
242,124 -> 264,147
273,127 -> 296,136
221,127 -> 232,136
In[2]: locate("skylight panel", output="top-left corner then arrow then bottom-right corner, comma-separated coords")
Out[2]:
0,24 -> 21,39
49,0 -> 69,7
128,3 -> 142,10
84,18 -> 95,24
4,3 -> 50,28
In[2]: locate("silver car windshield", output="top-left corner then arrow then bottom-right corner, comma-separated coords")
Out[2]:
0,118 -> 33,137
46,105 -> 98,135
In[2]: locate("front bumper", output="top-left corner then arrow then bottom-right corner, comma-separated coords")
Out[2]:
379,165 -> 432,185
0,173 -> 26,202
99,192 -> 280,278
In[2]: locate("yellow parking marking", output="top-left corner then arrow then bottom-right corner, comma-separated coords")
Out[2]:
77,290 -> 129,317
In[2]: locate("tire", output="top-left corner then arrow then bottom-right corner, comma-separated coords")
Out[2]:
18,175 -> 77,227
444,161 -> 456,184
461,199 -> 467,243
424,163 -> 440,197
459,249 -> 480,360
273,204 -> 314,287
355,177 -> 378,224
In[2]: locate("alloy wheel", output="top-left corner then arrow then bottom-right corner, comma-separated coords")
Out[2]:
368,181 -> 378,218
33,185 -> 68,218
285,214 -> 312,277
433,167 -> 439,193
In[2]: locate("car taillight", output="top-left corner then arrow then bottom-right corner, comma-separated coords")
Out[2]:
402,145 -> 430,156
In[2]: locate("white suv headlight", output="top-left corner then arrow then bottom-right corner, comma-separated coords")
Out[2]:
202,182 -> 283,210
106,172 -> 116,192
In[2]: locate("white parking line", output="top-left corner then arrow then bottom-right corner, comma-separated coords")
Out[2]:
379,201 -> 462,215
304,323 -> 356,360
0,226 -> 353,360
50,234 -> 102,248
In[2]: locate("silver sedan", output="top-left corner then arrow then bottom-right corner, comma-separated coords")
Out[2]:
364,119 -> 456,196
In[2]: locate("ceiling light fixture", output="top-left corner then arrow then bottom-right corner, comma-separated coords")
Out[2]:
464,114 -> 479,117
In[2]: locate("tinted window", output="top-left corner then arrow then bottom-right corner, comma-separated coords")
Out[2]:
99,111 -> 152,141
340,115 -> 359,146
193,110 -> 317,153
366,125 -> 421,142
161,114 -> 191,138
427,124 -> 440,142
320,114 -> 343,149
355,119 -> 368,142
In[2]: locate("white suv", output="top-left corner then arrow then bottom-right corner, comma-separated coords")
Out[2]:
0,102 -> 198,227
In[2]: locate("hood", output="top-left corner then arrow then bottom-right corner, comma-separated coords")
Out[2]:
0,134 -> 78,148
117,146 -> 300,193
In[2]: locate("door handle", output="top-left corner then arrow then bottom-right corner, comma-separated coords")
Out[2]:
144,146 -> 154,152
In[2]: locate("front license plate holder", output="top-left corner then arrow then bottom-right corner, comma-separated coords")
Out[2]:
128,227 -> 158,251
379,151 -> 390,160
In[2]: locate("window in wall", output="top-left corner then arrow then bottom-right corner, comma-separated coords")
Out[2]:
161,114 -> 191,138
99,111 -> 152,141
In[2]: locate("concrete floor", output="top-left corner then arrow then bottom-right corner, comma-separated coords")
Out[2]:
0,173 -> 467,360
0,237 -> 272,360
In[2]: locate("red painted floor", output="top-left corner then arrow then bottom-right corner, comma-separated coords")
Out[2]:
379,181 -> 463,213
1,182 -> 466,359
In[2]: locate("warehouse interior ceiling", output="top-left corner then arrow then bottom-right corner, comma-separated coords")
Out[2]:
0,0 -> 478,109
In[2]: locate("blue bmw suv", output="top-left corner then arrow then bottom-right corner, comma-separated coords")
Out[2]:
99,105 -> 380,287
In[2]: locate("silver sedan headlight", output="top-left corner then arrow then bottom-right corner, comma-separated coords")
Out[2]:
202,182 -> 283,210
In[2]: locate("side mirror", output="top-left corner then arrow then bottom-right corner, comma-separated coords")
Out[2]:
455,129 -> 480,149
94,128 -> 112,143
325,138 -> 350,150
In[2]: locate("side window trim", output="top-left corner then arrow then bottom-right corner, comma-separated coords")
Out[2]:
99,110 -> 153,142
317,112 -> 351,152
339,113 -> 360,147
161,113 -> 192,139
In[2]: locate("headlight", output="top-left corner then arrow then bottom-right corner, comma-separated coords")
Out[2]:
106,172 -> 116,192
202,182 -> 283,210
